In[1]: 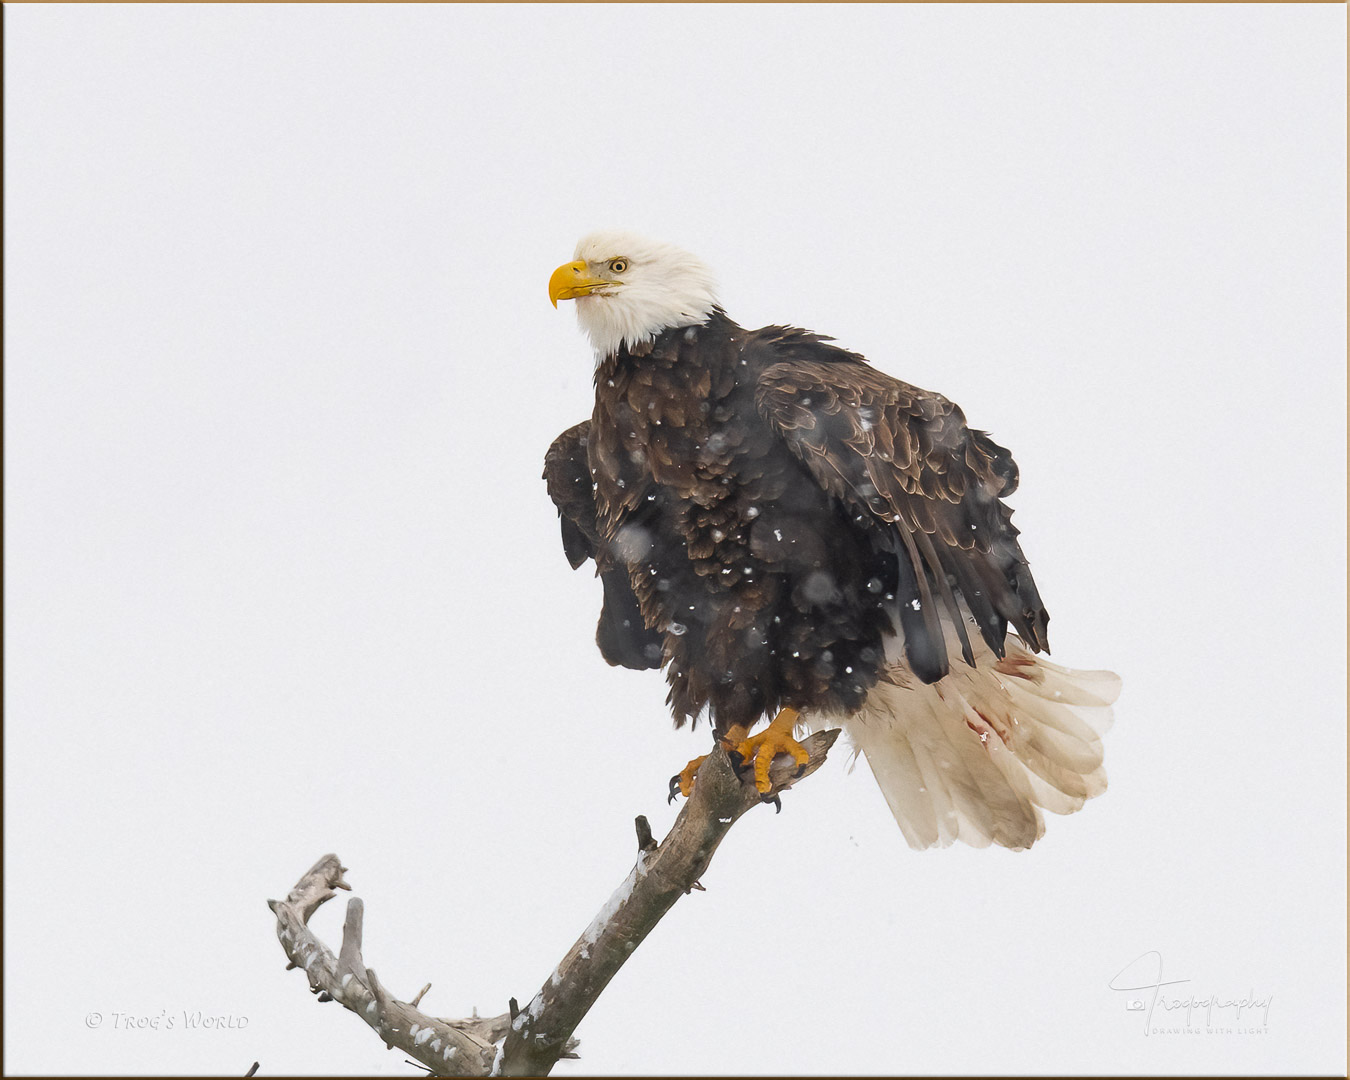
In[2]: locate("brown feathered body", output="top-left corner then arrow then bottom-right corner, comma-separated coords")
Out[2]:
544,309 -> 1048,739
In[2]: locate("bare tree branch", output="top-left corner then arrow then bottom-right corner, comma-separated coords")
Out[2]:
268,856 -> 507,1075
269,731 -> 839,1077
493,732 -> 838,1076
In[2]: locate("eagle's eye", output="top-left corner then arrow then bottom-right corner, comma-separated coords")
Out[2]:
608,258 -> 629,274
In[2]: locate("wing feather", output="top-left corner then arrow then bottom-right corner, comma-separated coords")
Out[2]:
543,422 -> 662,670
755,351 -> 1048,676
543,422 -> 601,566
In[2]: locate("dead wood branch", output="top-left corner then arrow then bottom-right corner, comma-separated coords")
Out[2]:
268,856 -> 510,1075
270,730 -> 839,1077
493,731 -> 838,1075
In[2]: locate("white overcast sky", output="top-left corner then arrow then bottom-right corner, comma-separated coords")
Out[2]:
5,4 -> 1346,1076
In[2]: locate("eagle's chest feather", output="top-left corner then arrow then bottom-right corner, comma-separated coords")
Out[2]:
588,331 -> 805,587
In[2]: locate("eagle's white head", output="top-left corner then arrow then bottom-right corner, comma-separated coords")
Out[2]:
548,231 -> 719,359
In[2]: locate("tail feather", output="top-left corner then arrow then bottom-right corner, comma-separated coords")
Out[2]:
812,625 -> 1119,851
865,717 -> 944,848
922,692 -> 1040,849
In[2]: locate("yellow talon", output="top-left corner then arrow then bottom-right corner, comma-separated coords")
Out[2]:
672,754 -> 708,799
727,707 -> 810,793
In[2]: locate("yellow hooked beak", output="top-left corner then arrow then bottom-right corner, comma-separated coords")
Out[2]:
548,260 -> 616,308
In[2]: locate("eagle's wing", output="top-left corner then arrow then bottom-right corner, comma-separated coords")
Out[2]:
543,422 -> 602,569
754,352 -> 1048,683
543,422 -> 663,670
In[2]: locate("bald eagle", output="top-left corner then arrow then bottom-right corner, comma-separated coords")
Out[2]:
544,232 -> 1119,850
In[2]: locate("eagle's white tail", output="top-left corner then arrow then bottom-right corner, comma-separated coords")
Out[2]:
819,634 -> 1120,851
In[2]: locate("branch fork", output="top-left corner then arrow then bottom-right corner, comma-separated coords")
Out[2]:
270,730 -> 839,1076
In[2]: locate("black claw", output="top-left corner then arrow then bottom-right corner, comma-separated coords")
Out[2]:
668,774 -> 681,804
761,793 -> 783,813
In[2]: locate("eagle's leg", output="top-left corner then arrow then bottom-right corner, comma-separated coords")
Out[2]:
669,709 -> 809,800
728,707 -> 810,794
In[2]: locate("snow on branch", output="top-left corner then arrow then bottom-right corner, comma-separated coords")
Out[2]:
267,856 -> 511,1075
269,730 -> 840,1077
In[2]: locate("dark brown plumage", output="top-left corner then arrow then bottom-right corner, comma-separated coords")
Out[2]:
543,310 -> 1047,739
